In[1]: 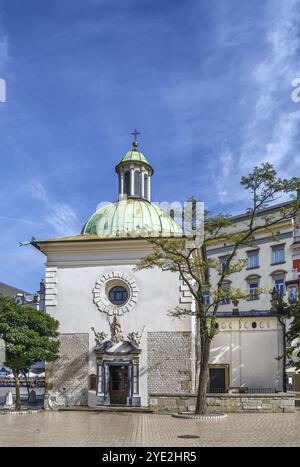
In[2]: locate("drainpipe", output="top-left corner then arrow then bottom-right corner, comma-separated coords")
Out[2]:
278,315 -> 287,392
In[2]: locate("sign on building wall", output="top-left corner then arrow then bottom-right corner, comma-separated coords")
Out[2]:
0,338 -> 6,363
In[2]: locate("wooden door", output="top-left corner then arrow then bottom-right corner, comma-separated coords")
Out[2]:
109,366 -> 128,405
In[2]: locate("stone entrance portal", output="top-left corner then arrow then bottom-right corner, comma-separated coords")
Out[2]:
95,340 -> 141,407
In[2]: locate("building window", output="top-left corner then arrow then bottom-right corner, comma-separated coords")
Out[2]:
287,285 -> 298,304
272,245 -> 285,264
247,250 -> 259,269
108,286 -> 128,305
134,171 -> 141,197
220,281 -> 231,304
219,257 -> 229,273
249,281 -> 259,300
144,174 -> 148,198
246,274 -> 261,300
220,297 -> 230,304
203,291 -> 210,305
274,277 -> 285,296
124,171 -> 130,196
89,374 -> 97,391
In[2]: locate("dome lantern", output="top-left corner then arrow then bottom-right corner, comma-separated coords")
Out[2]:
81,133 -> 182,238
115,131 -> 153,202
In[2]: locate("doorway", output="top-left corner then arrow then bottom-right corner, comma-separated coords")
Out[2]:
208,365 -> 229,393
109,365 -> 129,405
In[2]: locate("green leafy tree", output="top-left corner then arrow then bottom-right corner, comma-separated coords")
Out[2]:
136,163 -> 300,414
0,297 -> 59,410
286,305 -> 300,371
271,288 -> 300,372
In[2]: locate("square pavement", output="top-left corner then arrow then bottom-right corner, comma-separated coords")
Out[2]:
0,411 -> 300,447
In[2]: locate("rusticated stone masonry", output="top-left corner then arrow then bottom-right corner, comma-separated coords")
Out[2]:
46,333 -> 89,407
45,267 -> 58,307
147,331 -> 193,394
149,393 -> 295,413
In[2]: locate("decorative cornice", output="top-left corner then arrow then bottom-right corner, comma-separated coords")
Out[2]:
207,231 -> 293,256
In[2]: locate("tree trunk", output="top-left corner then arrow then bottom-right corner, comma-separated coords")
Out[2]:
195,340 -> 211,414
13,370 -> 21,411
194,314 -> 201,390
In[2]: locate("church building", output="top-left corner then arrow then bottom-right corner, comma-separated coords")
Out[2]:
30,138 -> 294,410
32,138 -> 191,408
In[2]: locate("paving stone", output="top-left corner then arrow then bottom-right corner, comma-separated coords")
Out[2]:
0,411 -> 300,447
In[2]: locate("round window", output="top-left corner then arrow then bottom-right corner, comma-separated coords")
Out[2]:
252,321 -> 257,329
108,286 -> 128,306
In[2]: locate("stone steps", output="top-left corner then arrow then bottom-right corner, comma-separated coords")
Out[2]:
59,405 -> 153,414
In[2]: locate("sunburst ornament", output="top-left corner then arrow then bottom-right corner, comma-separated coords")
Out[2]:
93,271 -> 139,316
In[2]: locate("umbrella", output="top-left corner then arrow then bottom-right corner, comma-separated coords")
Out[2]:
26,372 -> 38,378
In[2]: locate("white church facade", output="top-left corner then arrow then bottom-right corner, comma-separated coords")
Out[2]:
30,140 -> 297,410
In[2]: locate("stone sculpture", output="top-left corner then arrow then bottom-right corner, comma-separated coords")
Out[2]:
91,327 -> 108,346
127,331 -> 142,348
110,316 -> 124,343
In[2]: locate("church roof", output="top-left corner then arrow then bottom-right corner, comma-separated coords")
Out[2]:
82,199 -> 182,238
120,149 -> 150,165
0,282 -> 30,298
115,141 -> 154,174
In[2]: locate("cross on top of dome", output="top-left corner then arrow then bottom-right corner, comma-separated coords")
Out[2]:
131,129 -> 140,150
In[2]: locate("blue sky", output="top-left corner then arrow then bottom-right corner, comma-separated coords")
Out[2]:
0,0 -> 300,292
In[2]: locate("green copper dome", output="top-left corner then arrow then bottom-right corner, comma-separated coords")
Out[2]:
82,199 -> 182,238
115,141 -> 154,174
121,150 -> 149,164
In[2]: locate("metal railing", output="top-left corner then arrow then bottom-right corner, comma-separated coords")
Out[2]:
208,387 -> 275,394
247,388 -> 275,394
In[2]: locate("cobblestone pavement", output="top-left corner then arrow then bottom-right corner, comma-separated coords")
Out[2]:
0,411 -> 300,447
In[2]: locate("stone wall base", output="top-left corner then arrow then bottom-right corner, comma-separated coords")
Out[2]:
148,393 -> 295,413
46,333 -> 89,407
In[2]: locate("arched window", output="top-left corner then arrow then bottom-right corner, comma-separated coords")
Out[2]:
134,170 -> 141,197
271,272 -> 286,296
124,171 -> 130,196
220,280 -> 231,304
270,270 -> 287,296
144,174 -> 148,198
246,275 -> 261,300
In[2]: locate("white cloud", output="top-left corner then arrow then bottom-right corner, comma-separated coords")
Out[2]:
0,215 -> 41,226
29,180 -> 79,236
46,202 -> 78,236
0,28 -> 8,102
30,180 -> 49,203
216,148 -> 234,199
264,111 -> 300,169
216,0 -> 300,209
251,0 -> 300,119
